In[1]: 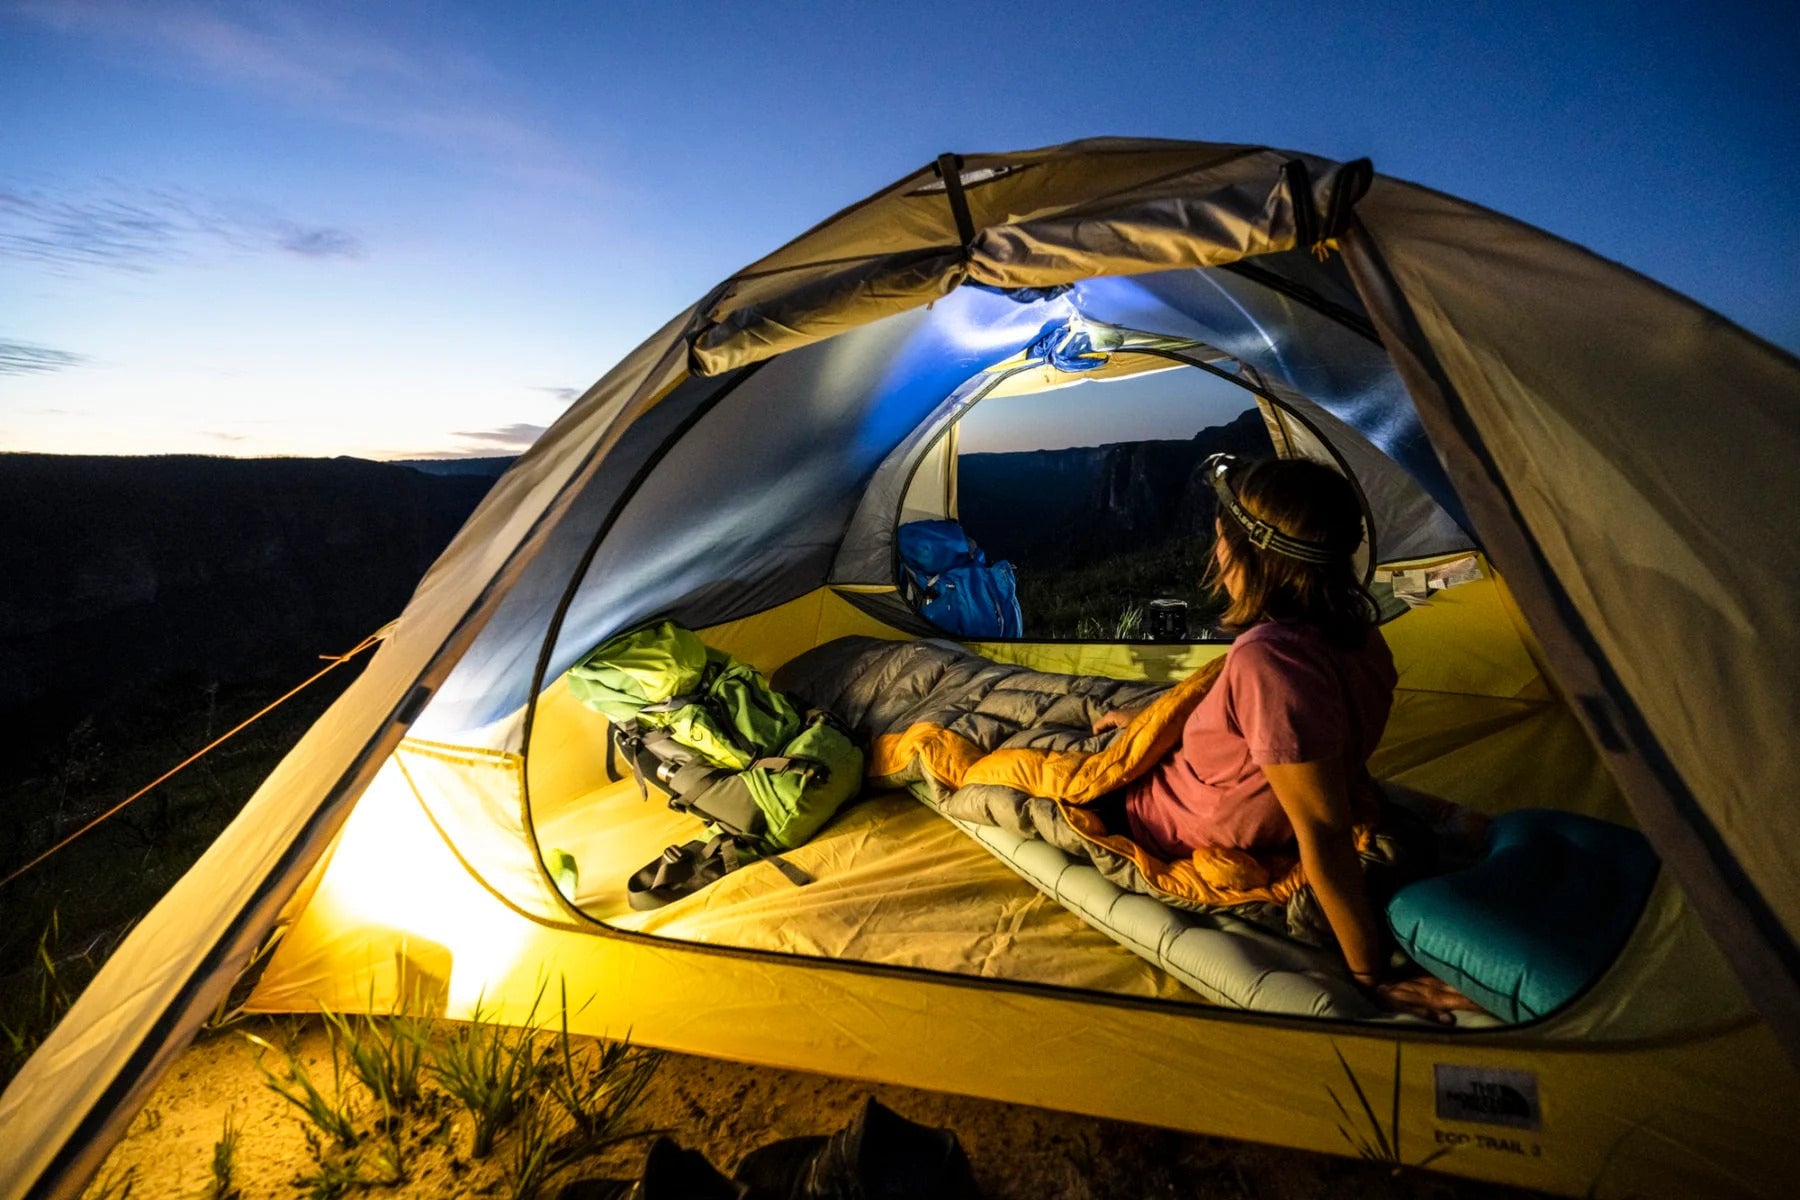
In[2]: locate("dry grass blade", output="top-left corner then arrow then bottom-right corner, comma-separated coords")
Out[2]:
208,1108 -> 242,1199
1416,1146 -> 1452,1170
1388,1040 -> 1402,1169
243,1028 -> 359,1148
1114,603 -> 1145,640
1325,1083 -> 1380,1160
79,1164 -> 136,1199
1330,1043 -> 1395,1162
504,1096 -> 562,1200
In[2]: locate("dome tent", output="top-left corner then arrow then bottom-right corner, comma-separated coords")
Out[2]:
4,138 -> 1798,1198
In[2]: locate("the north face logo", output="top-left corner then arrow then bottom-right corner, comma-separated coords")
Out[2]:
1434,1066 -> 1541,1131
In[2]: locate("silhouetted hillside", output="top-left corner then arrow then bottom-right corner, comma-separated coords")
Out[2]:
391,456 -> 516,478
0,454 -> 498,735
959,408 -> 1273,568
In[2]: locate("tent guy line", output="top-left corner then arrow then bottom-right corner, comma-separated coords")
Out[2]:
0,628 -> 388,893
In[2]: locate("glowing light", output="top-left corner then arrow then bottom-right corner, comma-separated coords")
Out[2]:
308,760 -> 529,1013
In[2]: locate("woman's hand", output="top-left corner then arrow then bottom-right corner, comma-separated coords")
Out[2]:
1370,974 -> 1484,1024
1092,708 -> 1134,734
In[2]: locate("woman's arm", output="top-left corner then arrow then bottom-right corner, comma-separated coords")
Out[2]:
1260,760 -> 1386,980
1262,760 -> 1480,1022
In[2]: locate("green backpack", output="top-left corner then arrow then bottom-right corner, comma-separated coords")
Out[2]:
566,622 -> 864,904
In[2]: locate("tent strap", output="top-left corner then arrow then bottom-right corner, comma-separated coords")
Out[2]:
934,152 -> 977,252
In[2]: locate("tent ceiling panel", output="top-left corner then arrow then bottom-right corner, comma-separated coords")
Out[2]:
541,290 -> 1070,700
691,142 -> 1360,374
899,419 -> 957,525
829,380 -> 980,587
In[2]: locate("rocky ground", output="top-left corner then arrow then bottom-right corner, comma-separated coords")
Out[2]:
88,1016 -> 1548,1200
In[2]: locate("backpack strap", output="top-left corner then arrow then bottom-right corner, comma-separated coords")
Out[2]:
763,852 -> 814,888
639,690 -> 708,716
626,834 -> 810,910
745,755 -> 827,784
627,836 -> 744,910
604,728 -> 622,784
609,723 -> 656,800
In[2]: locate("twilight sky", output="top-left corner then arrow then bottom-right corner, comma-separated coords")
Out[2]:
2,0 -> 1794,459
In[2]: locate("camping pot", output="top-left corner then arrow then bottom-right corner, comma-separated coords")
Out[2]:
1147,598 -> 1189,641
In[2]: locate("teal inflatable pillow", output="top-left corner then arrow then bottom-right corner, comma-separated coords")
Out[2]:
1385,809 -> 1659,1023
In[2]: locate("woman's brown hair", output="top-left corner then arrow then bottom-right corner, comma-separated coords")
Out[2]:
1209,457 -> 1379,649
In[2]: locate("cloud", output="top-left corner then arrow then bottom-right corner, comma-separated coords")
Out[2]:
204,431 -> 250,442
0,186 -> 364,272
274,224 -> 364,259
0,338 -> 89,375
533,386 -> 583,403
450,422 -> 547,452
12,1 -> 598,193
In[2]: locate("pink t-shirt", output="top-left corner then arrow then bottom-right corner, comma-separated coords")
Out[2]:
1122,622 -> 1397,857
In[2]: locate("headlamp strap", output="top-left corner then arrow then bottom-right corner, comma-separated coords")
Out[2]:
1206,455 -> 1348,565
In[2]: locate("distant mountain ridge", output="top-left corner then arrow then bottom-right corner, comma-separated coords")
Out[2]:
389,456 -> 516,478
958,408 -> 1272,567
0,454 -> 498,729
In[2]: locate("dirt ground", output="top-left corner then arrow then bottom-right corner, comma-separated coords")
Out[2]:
89,1016 -> 1550,1200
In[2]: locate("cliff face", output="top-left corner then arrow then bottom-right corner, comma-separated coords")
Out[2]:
0,455 -> 497,726
958,408 -> 1272,567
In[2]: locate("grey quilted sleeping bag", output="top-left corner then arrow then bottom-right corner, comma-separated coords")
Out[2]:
775,636 -> 1450,1020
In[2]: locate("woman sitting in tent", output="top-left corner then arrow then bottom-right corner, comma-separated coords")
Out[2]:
1093,455 -> 1479,1021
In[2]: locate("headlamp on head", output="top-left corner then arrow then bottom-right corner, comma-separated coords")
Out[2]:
1204,454 -> 1358,565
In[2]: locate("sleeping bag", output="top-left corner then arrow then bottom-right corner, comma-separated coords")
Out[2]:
776,636 -> 1420,947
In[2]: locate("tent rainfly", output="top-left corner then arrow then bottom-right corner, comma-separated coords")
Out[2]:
4,139 -> 1798,1200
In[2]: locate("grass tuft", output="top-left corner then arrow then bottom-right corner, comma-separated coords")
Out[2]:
80,1164 -> 136,1200
1325,1041 -> 1450,1174
430,990 -> 548,1158
323,1003 -> 430,1115
207,1109 -> 242,1200
82,982 -> 660,1197
244,1022 -> 359,1149
545,988 -> 661,1149
498,984 -> 664,1197
1,911 -> 131,1090
504,1096 -> 562,1200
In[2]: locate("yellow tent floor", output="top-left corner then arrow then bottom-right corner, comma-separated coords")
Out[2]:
540,783 -> 1205,1003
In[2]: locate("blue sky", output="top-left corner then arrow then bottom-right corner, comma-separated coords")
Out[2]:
2,0 -> 1794,458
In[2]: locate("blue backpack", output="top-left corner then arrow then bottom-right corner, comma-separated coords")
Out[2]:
896,520 -> 1024,638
